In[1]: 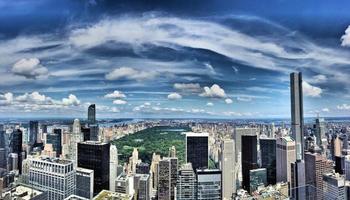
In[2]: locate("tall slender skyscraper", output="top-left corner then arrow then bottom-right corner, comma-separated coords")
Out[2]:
29,121 -> 38,146
110,144 -> 118,191
221,139 -> 236,199
290,72 -> 304,160
10,129 -> 23,173
290,72 -> 306,199
88,104 -> 96,124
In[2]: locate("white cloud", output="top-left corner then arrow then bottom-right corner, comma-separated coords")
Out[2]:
206,102 -> 214,106
0,93 -> 14,105
337,104 -> 350,110
311,74 -> 327,83
341,25 -> 350,47
204,62 -> 216,75
225,98 -> 233,104
62,94 -> 80,106
167,92 -> 182,100
232,66 -> 239,73
11,58 -> 48,79
322,108 -> 330,112
104,90 -> 126,99
113,99 -> 127,105
302,81 -> 322,97
16,91 -> 53,104
200,84 -> 226,98
105,67 -> 158,81
173,83 -> 201,93
237,96 -> 252,102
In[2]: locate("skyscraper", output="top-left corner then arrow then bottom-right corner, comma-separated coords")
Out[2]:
69,119 -> 83,165
185,132 -> 208,170
9,129 -> 23,173
196,169 -> 222,200
315,117 -> 326,147
28,157 -> 76,200
46,129 -> 62,157
88,104 -> 96,124
221,139 -> 236,199
110,144 -> 118,192
260,138 -> 276,185
276,136 -> 296,185
241,135 -> 258,192
76,167 -> 94,199
290,72 -> 304,160
158,159 -> 171,200
138,174 -> 150,200
77,141 -> 110,195
177,163 -> 196,200
249,168 -> 267,193
29,121 -> 38,146
305,152 -> 333,200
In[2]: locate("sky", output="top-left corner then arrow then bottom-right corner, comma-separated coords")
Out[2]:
1,0 -> 350,119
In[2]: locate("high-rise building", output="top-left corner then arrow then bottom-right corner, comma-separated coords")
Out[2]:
77,141 -> 110,195
110,144 -> 118,192
0,148 -> 6,169
76,167 -> 94,200
158,158 -> 171,200
290,72 -> 306,199
169,146 -> 176,157
9,129 -> 23,173
29,121 -> 38,146
68,119 -> 83,166
305,152 -> 333,200
249,168 -> 267,193
345,156 -> 350,181
46,129 -> 62,157
138,174 -> 150,200
196,169 -> 222,200
276,136 -> 296,185
323,173 -> 347,199
315,117 -> 326,147
221,139 -> 236,199
169,157 -> 178,200
290,72 -> 304,160
241,135 -> 258,192
88,104 -> 96,124
185,132 -> 208,170
260,138 -> 276,185
28,157 -> 76,200
115,172 -> 134,195
136,162 -> 150,174
177,163 -> 196,200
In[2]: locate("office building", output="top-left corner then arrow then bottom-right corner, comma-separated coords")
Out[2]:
115,172 -> 134,196
323,173 -> 347,199
150,153 -> 161,190
9,129 -> 23,173
78,141 -> 110,195
28,157 -> 75,200
305,152 -> 333,200
158,158 -> 171,200
110,144 -> 118,192
136,162 -> 150,174
260,138 -> 276,185
276,136 -> 296,185
177,163 -> 196,200
169,157 -> 178,200
196,169 -> 222,200
221,139 -> 236,199
29,121 -> 39,146
138,174 -> 150,200
315,117 -> 326,147
185,132 -> 208,170
76,167 -> 94,200
249,168 -> 267,193
69,119 -> 83,165
88,104 -> 96,124
241,135 -> 258,192
47,129 -> 62,157
0,148 -> 6,169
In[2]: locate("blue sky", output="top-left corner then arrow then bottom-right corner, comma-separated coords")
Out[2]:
0,0 -> 350,118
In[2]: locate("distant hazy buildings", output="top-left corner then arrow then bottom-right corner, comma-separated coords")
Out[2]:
77,141 -> 110,195
185,132 -> 208,170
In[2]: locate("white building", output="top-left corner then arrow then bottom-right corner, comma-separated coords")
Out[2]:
177,163 -> 196,200
221,139 -> 236,199
276,136 -> 296,185
28,157 -> 76,200
110,144 -> 118,192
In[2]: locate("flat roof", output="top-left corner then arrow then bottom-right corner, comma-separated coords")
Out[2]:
184,132 -> 209,137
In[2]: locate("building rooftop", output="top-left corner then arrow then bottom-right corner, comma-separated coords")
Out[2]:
2,184 -> 45,200
93,190 -> 132,200
184,132 -> 209,137
76,167 -> 94,174
32,156 -> 73,165
79,141 -> 108,145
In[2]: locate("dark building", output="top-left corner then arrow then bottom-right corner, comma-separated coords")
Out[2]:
78,141 -> 110,195
29,121 -> 39,146
260,138 -> 276,185
186,132 -> 208,170
46,129 -> 62,157
9,129 -> 23,173
41,124 -> 48,134
89,124 -> 99,141
81,127 -> 91,141
88,104 -> 96,124
136,162 -> 150,174
241,135 -> 258,192
0,128 -> 5,148
335,156 -> 345,174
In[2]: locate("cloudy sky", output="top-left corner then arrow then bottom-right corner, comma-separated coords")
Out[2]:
1,0 -> 350,119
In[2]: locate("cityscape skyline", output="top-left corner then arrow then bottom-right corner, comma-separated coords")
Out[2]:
1,1 -> 350,118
